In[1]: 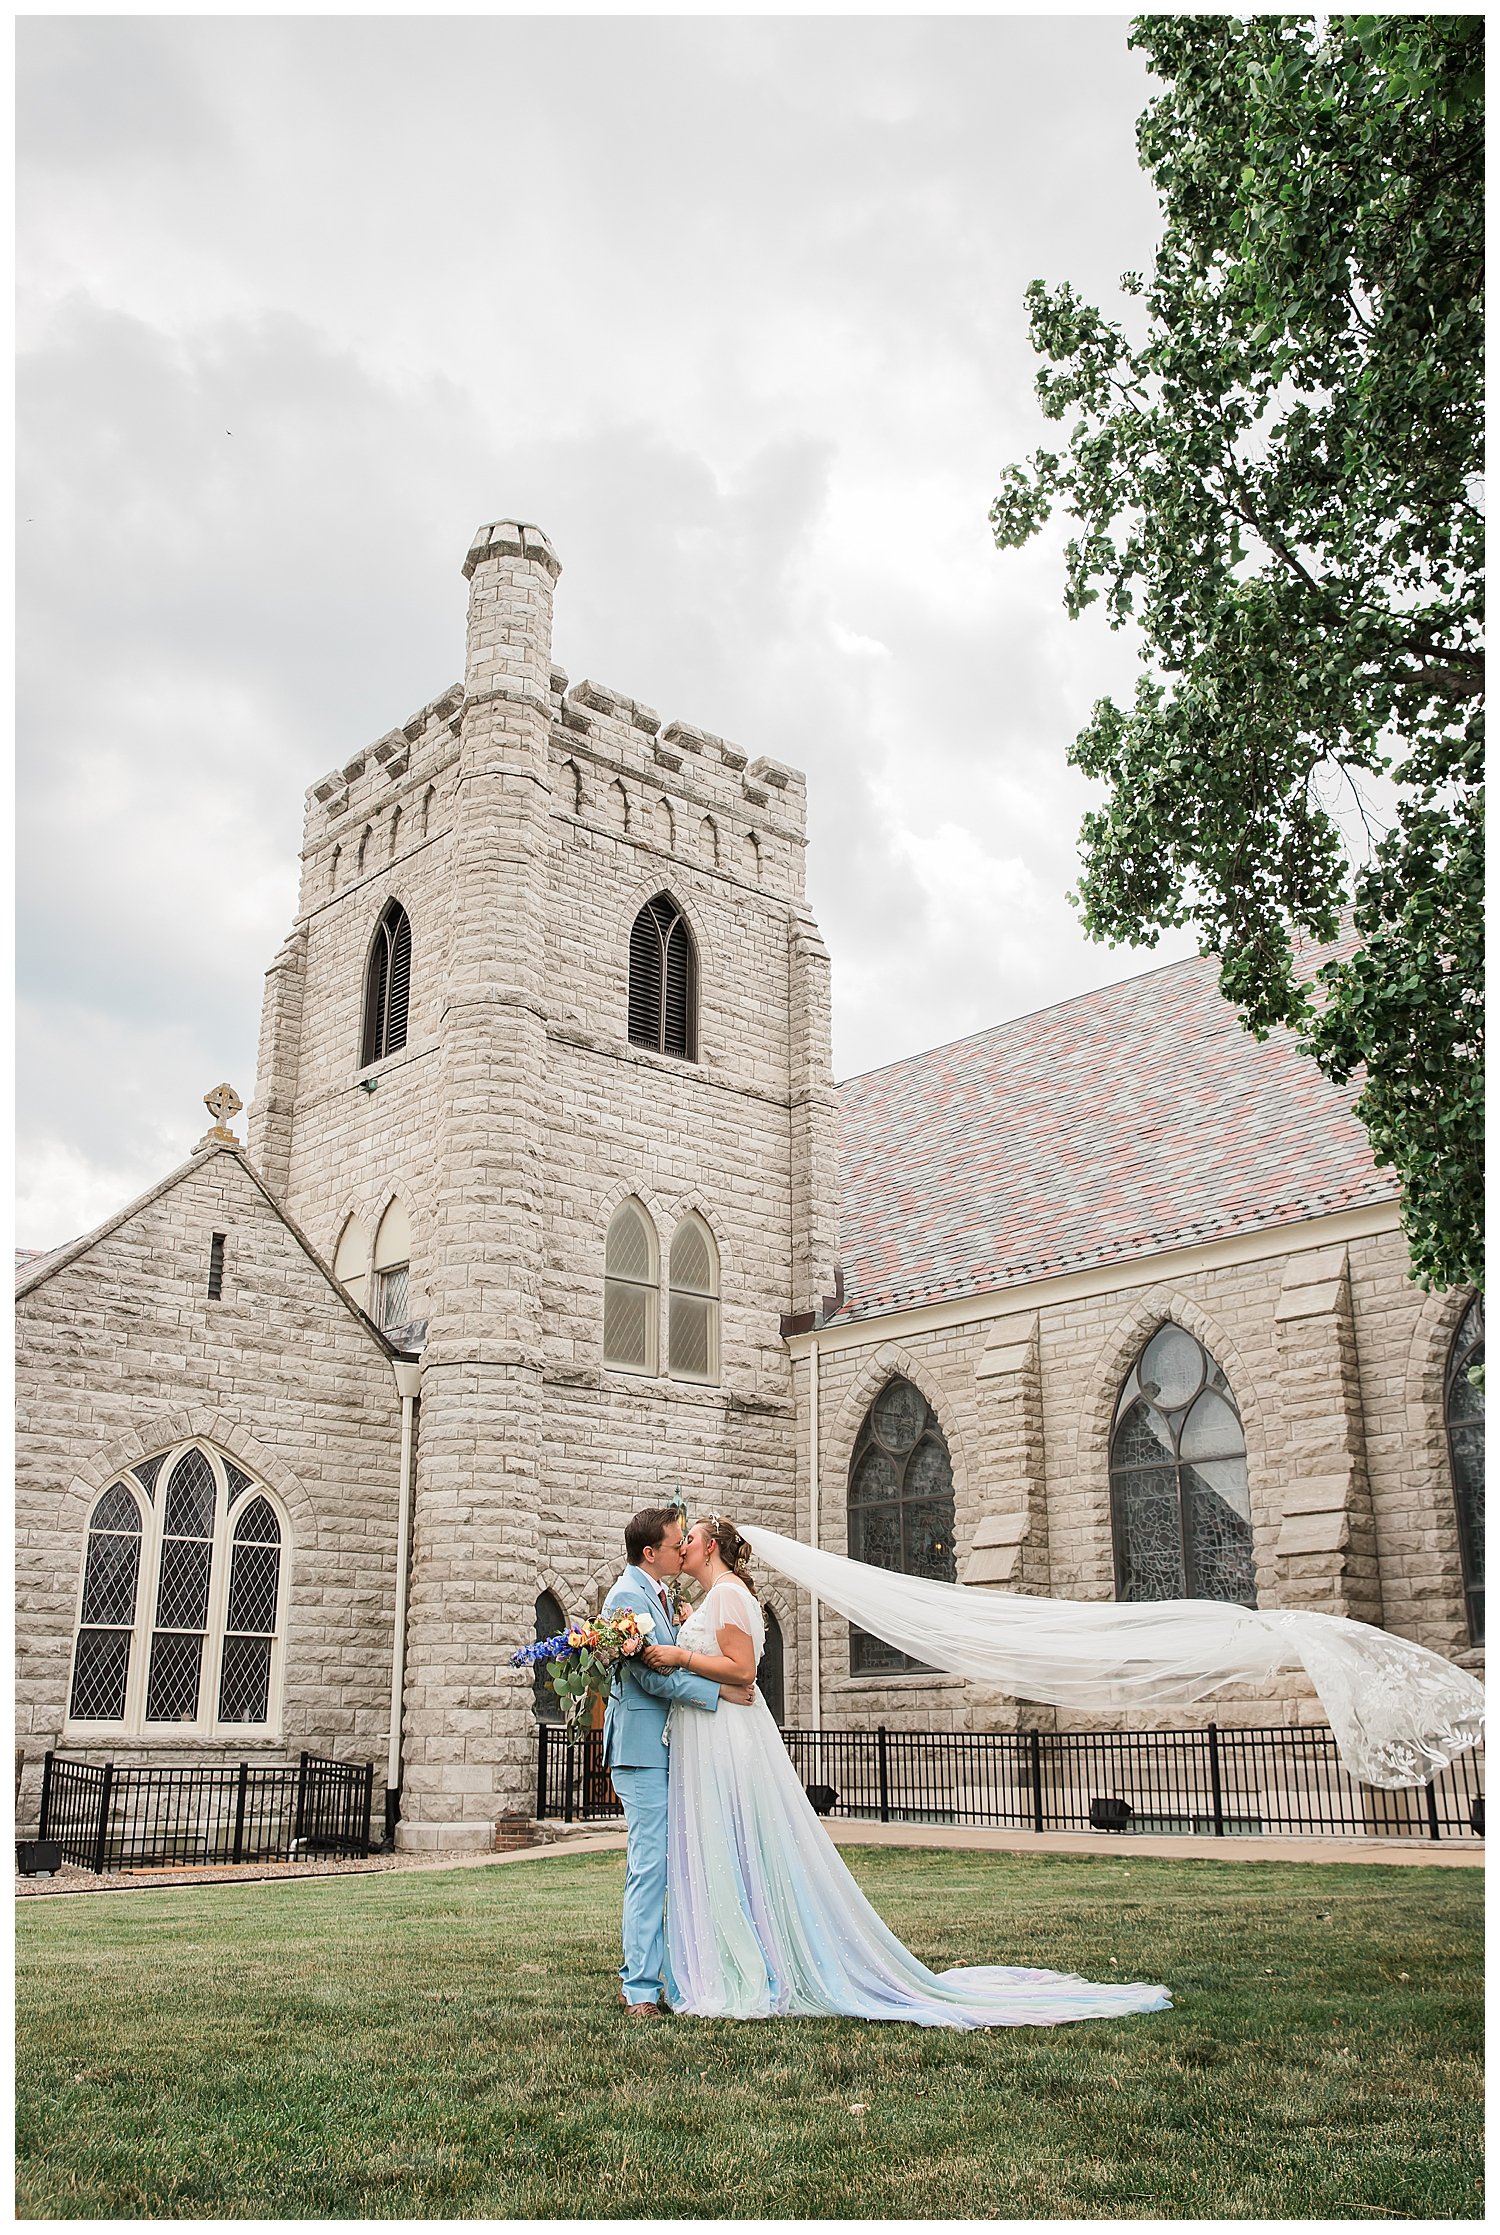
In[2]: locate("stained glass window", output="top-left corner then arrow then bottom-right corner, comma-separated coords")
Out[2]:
758,1608 -> 786,1726
1111,1326 -> 1256,1605
532,1592 -> 568,1724
847,1377 -> 956,1674
1444,1297 -> 1484,1645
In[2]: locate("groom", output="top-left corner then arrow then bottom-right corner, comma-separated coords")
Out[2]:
602,1505 -> 753,2015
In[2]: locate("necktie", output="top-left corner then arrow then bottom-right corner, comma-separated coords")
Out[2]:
657,1586 -> 672,1626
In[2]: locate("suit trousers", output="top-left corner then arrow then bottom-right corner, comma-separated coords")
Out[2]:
612,1762 -> 671,2006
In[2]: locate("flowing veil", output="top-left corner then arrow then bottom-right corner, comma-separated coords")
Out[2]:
740,1525 -> 1484,1789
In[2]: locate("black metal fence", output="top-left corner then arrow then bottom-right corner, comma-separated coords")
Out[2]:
37,1752 -> 375,1873
535,1722 -> 1484,1843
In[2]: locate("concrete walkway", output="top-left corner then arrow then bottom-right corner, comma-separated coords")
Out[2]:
16,1816 -> 1479,1896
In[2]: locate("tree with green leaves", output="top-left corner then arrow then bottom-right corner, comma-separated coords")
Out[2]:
993,15 -> 1482,1291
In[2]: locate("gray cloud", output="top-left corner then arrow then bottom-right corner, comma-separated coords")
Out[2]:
18,15 -> 1194,1247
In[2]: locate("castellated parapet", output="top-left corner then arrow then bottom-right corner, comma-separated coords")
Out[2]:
248,519 -> 837,1848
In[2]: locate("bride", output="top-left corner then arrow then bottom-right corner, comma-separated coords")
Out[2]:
640,1515 -> 1170,2027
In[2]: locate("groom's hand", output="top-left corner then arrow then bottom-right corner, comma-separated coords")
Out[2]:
721,1682 -> 755,1706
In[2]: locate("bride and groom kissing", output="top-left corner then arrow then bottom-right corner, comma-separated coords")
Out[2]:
600,1504 -> 1172,2028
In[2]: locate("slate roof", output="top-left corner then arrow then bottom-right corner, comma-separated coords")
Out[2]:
832,951 -> 1397,1325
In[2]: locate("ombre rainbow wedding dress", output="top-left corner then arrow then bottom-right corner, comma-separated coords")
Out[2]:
663,1578 -> 1170,2027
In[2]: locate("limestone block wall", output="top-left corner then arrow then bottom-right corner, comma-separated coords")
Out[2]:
791,1208 -> 1475,1742
14,1146 -> 403,1830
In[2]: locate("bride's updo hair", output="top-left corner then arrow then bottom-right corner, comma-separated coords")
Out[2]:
696,1515 -> 759,1596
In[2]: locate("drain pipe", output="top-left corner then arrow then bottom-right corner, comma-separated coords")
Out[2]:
387,1358 -> 423,1837
809,1332 -> 822,1733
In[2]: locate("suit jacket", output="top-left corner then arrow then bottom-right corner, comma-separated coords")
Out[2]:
601,1564 -> 720,1771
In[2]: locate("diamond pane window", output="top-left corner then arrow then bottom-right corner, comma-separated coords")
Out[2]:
1444,1296 -> 1484,1645
604,1199 -> 658,1372
627,894 -> 697,1060
68,1483 -> 144,1721
69,1443 -> 290,1737
847,1377 -> 955,1674
218,1496 -> 282,1724
668,1215 -> 719,1384
1111,1326 -> 1256,1605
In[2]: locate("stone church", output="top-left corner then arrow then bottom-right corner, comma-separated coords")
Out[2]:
15,520 -> 1484,1851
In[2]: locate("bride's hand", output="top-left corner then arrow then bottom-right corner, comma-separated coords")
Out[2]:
642,1642 -> 686,1671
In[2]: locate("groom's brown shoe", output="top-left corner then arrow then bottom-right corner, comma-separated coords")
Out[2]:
618,1991 -> 661,2018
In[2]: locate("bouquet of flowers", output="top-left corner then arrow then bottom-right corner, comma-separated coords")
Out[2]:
511,1606 -> 656,1740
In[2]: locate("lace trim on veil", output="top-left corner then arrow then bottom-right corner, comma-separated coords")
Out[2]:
740,1526 -> 1483,1790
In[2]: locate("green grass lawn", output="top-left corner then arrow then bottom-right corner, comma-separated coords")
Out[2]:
15,1847 -> 1482,2220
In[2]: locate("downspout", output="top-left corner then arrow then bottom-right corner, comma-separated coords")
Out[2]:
809,1333 -> 822,1733
387,1358 -> 423,1840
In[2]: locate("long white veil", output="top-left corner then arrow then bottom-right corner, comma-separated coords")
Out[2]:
740,1525 -> 1484,1790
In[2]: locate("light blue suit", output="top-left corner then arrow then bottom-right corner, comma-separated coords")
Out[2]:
602,1564 -> 720,2006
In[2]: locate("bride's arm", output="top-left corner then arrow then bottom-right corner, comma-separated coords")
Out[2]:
645,1611 -> 756,1687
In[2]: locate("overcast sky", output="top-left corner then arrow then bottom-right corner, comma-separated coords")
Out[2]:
17,13 -> 1197,1250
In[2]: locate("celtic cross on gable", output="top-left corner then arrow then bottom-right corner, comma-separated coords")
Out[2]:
202,1082 -> 243,1142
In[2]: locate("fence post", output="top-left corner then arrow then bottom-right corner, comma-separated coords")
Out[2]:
877,1727 -> 891,1825
1029,1730 -> 1045,1835
38,1751 -> 54,1842
1207,1723 -> 1225,1837
362,1763 -> 375,1854
536,1723 -> 549,1820
294,1752 -> 310,1850
231,1762 -> 249,1865
92,1762 -> 115,1875
1426,1777 -> 1442,1844
563,1740 -> 576,1825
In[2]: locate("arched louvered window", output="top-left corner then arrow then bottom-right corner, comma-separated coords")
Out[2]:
67,1444 -> 288,1735
847,1377 -> 955,1675
1445,1296 -> 1484,1644
628,894 -> 696,1061
533,1591 -> 568,1723
361,900 -> 412,1067
1110,1324 -> 1255,1605
668,1214 -> 719,1383
69,1483 -> 145,1722
758,1608 -> 786,1726
603,1199 -> 659,1373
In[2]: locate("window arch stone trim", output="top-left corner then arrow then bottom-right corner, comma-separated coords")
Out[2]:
60,1417 -> 322,1558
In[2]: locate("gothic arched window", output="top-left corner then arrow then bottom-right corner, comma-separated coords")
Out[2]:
668,1214 -> 719,1383
1445,1296 -> 1484,1644
603,1199 -> 659,1373
532,1591 -> 568,1723
67,1445 -> 289,1735
758,1608 -> 786,1726
1110,1324 -> 1255,1605
847,1377 -> 955,1675
361,899 -> 412,1066
628,894 -> 696,1060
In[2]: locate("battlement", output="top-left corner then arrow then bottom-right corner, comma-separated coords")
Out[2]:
461,519 -> 561,582
297,521 -> 808,906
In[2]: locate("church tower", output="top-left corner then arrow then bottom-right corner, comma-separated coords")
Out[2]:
248,521 -> 838,1846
